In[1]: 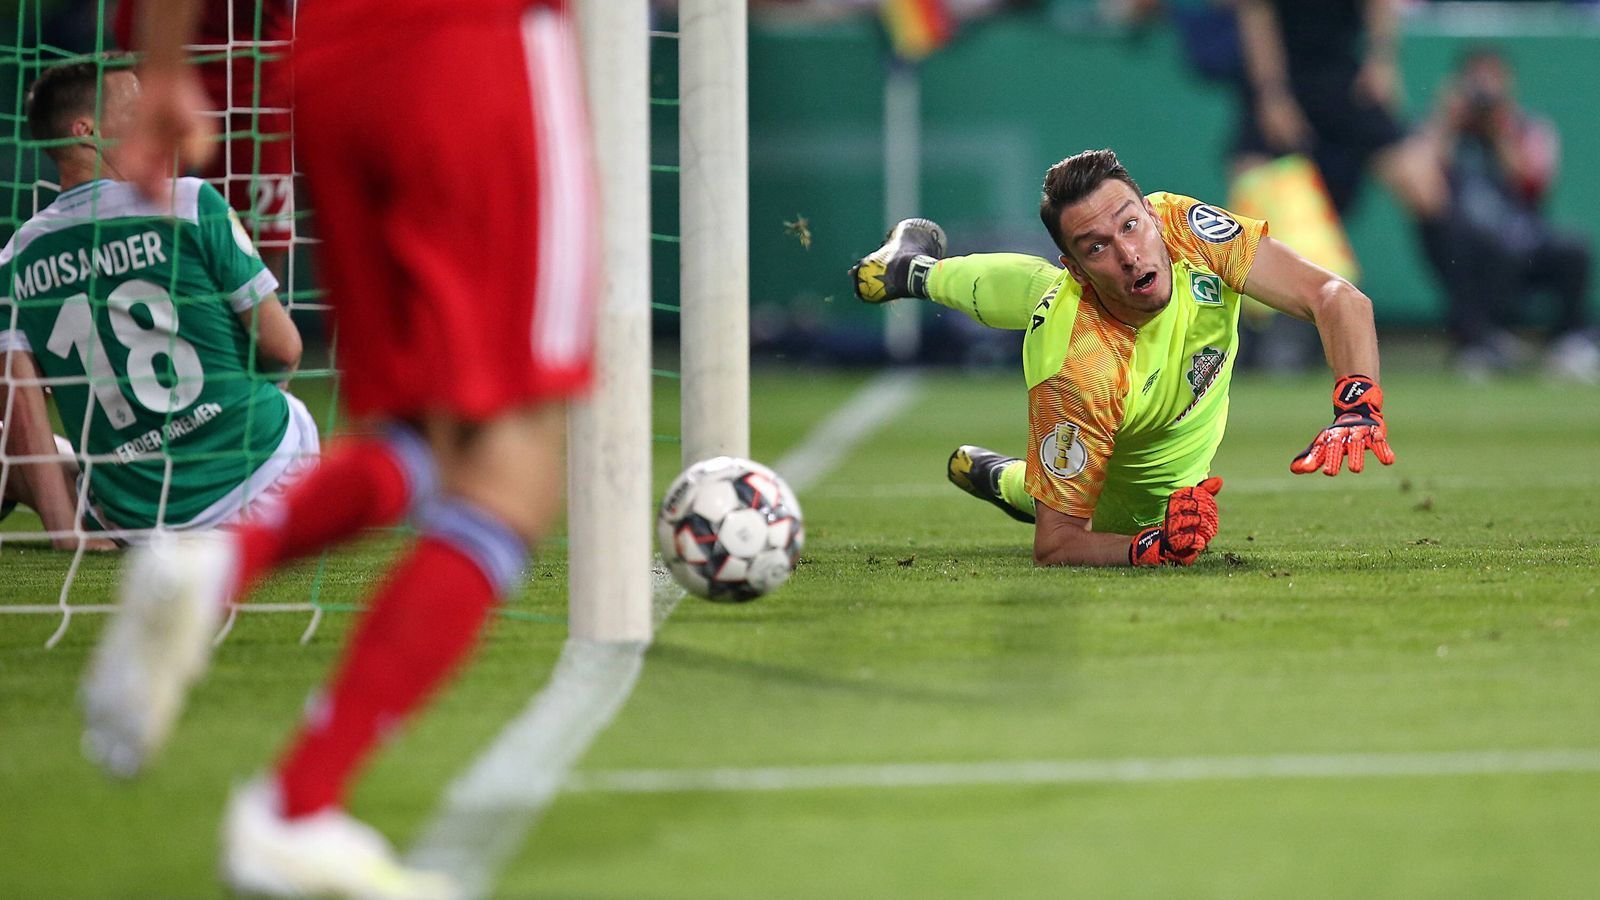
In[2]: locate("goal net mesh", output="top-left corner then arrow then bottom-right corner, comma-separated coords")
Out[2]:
0,1 -> 684,646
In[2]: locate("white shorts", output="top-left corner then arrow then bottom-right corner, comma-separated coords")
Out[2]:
82,390 -> 323,539
186,390 -> 322,531
9,393 -> 320,542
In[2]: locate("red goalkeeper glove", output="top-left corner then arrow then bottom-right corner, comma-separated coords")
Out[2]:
1291,374 -> 1396,476
1130,476 -> 1224,567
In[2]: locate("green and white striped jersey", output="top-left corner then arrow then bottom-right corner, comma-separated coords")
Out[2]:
1,177 -> 288,530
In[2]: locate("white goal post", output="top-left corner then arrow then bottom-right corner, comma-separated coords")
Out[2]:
568,0 -> 654,644
568,0 -> 749,643
678,0 -> 750,467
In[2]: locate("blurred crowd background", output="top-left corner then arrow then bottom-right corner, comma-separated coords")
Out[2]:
731,0 -> 1600,381
5,0 -> 1600,380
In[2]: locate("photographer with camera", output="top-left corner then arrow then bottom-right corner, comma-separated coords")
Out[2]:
1426,47 -> 1599,381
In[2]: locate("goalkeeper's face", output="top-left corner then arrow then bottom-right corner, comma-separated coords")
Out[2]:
1055,180 -> 1172,326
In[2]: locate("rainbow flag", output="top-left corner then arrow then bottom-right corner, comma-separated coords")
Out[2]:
882,0 -> 955,62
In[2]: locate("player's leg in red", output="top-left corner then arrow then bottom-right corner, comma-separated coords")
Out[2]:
222,7 -> 594,895
224,408 -> 568,898
88,4 -> 596,894
230,424 -> 436,594
273,404 -> 564,817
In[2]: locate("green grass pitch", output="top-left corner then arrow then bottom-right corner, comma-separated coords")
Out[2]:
2,365 -> 1598,898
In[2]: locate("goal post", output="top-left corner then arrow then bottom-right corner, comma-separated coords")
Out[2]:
567,0 -> 750,643
569,0 -> 654,644
678,0 -> 750,466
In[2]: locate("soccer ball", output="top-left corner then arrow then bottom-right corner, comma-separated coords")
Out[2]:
657,456 -> 804,602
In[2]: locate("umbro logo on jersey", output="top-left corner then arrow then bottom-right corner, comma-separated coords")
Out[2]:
1190,272 -> 1223,306
1187,204 -> 1242,244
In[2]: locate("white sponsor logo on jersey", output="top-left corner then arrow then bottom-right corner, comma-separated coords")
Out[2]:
1174,347 -> 1228,425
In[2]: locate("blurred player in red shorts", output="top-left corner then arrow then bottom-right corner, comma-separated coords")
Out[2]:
114,0 -> 295,271
82,1 -> 596,896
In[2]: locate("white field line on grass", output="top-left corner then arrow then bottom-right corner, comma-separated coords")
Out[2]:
564,748 -> 1600,795
404,575 -> 686,898
407,370 -> 924,898
765,371 -> 925,492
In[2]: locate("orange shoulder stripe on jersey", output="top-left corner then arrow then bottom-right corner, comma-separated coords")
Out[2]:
1149,191 -> 1267,293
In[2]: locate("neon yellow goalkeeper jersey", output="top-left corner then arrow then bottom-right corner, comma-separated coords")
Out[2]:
928,192 -> 1266,534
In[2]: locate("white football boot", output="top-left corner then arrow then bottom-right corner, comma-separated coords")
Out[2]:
223,778 -> 461,900
81,530 -> 234,777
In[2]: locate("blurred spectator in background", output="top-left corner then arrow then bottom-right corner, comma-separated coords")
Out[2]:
1232,0 -> 1460,370
1233,0 -> 1445,214
1423,47 -> 1598,381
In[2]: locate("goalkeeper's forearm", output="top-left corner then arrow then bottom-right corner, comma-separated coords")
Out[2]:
1032,504 -> 1136,567
1033,526 -> 1136,567
1240,237 -> 1380,380
926,253 -> 1061,332
1309,280 -> 1381,381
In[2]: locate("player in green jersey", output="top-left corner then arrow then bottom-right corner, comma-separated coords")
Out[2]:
852,149 -> 1395,567
1,60 -> 309,547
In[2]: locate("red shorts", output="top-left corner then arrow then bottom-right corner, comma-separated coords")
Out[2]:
292,6 -> 597,420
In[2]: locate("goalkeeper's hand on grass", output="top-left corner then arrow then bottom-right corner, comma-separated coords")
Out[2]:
850,218 -> 946,303
1130,477 -> 1224,567
1291,374 -> 1396,476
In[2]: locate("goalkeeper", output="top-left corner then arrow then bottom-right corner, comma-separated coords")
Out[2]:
852,148 -> 1394,567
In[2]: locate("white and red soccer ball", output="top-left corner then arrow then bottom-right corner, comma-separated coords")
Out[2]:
657,456 -> 804,602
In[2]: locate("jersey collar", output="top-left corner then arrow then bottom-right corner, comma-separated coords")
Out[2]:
55,178 -> 115,203
1084,288 -> 1142,335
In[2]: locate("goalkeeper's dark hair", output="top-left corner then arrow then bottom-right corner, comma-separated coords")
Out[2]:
1039,149 -> 1145,256
25,54 -> 135,161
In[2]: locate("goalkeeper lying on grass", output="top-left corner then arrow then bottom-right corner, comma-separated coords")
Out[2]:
852,148 -> 1394,567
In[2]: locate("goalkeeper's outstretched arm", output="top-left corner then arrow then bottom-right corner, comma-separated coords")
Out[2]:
1242,236 -> 1379,380
1241,236 -> 1395,476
